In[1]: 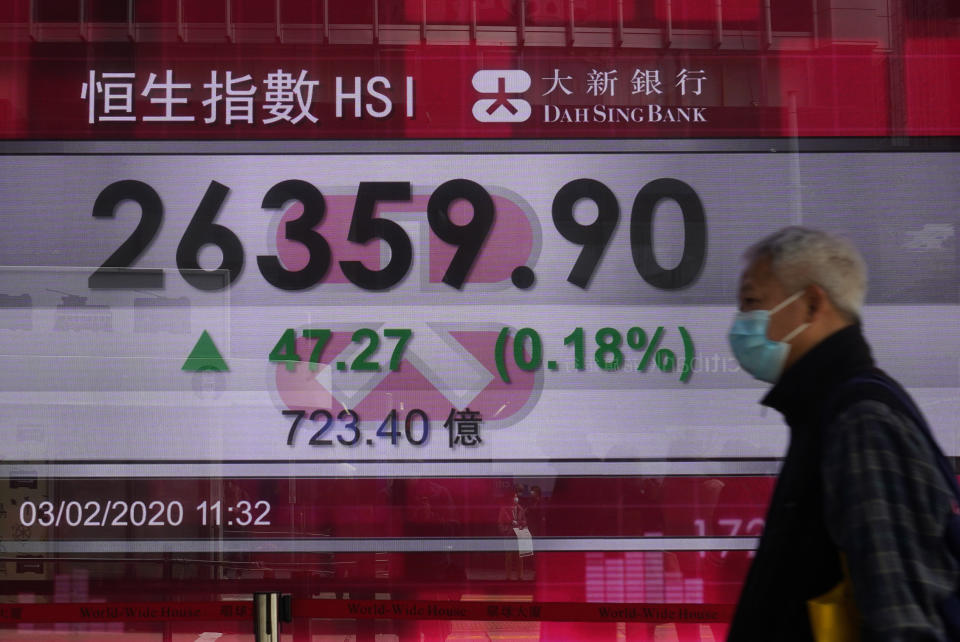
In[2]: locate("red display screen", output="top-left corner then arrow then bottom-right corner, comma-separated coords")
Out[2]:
1,1 -> 958,640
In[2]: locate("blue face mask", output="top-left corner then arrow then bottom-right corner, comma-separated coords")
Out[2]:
728,290 -> 810,383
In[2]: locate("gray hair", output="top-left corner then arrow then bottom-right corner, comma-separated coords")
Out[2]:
744,226 -> 867,320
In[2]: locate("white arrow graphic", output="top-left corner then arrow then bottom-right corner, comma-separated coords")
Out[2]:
320,322 -> 493,410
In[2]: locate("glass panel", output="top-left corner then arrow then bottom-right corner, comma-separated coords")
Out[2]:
329,2 -> 374,24
0,3 -> 958,641
182,1 -> 226,24
133,0 -> 178,23
770,0 -> 814,32
234,0 -> 275,24
35,0 -> 80,22
478,0 -> 518,25
88,0 -> 130,23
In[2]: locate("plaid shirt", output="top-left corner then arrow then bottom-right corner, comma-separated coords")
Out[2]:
729,325 -> 960,642
823,398 -> 959,641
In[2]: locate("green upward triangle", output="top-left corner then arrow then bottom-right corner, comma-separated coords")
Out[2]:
182,330 -> 229,372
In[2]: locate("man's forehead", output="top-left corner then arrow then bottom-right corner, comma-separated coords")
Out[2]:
739,257 -> 776,291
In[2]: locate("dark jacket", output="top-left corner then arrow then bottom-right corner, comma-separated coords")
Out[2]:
727,324 -> 957,641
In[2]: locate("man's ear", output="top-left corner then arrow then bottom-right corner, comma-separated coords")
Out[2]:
805,284 -> 830,321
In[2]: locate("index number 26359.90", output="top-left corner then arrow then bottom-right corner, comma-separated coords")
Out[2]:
87,177 -> 706,292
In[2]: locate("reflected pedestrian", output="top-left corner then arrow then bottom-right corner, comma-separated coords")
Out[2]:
499,490 -> 527,580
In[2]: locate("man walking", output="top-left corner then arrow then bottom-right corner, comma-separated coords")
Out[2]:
726,226 -> 958,640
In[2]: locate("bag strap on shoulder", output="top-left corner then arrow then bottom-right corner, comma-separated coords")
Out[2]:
832,370 -> 960,502
830,371 -> 960,641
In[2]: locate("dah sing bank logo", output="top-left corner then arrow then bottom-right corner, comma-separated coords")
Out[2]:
471,67 -> 710,125
471,70 -> 532,123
